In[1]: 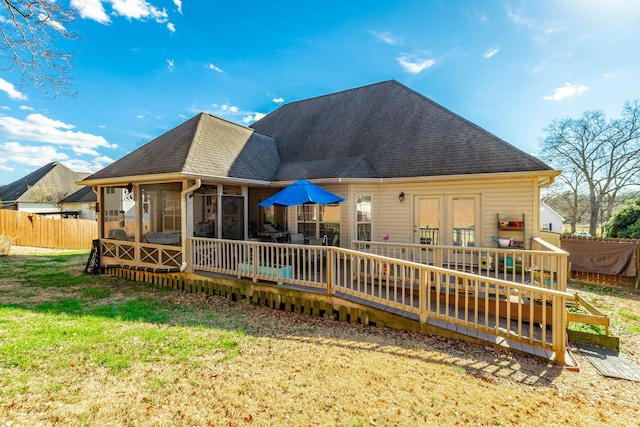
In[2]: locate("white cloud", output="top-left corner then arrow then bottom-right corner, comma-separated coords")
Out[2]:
173,0 -> 182,14
273,98 -> 284,104
0,78 -> 28,101
543,83 -> 589,101
397,55 -> 435,74
206,63 -> 223,73
63,156 -> 114,173
40,13 -> 67,33
0,142 -> 69,168
167,59 -> 175,71
219,104 -> 239,113
110,0 -> 168,22
0,114 -> 118,176
167,22 -> 176,33
19,105 -> 34,111
506,7 -> 535,29
243,113 -> 265,124
72,0 -> 169,25
506,7 -> 561,43
71,0 -> 111,23
370,30 -> 403,45
484,47 -> 500,58
0,114 -> 116,151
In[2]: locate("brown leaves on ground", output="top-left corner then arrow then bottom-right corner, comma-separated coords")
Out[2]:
1,248 -> 639,426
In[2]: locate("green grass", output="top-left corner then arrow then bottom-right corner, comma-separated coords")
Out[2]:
617,310 -> 640,321
0,253 -> 246,377
567,321 -> 606,335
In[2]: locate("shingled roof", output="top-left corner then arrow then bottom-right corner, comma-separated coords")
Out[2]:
0,162 -> 88,203
82,81 -> 552,185
83,113 -> 280,182
250,80 -> 552,180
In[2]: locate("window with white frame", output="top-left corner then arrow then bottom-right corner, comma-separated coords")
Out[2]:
297,203 -> 340,241
356,195 -> 372,241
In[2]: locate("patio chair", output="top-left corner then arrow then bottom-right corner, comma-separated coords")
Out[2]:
260,223 -> 289,242
108,228 -> 133,241
289,232 -> 305,245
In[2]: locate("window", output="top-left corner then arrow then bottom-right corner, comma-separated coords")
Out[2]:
356,195 -> 372,241
297,203 -> 341,241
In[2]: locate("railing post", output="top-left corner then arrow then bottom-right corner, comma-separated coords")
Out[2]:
326,247 -> 333,295
252,242 -> 258,283
552,293 -> 567,364
419,267 -> 427,322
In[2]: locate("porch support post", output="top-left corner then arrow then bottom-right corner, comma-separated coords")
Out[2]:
181,179 -> 202,273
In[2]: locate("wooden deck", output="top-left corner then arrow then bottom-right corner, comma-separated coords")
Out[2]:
99,237 -> 572,363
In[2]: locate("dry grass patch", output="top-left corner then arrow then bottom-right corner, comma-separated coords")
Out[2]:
0,248 -> 639,426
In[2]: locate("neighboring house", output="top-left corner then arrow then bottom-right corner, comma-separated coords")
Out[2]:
540,201 -> 564,233
0,162 -> 96,219
80,80 -> 560,265
61,186 -> 99,220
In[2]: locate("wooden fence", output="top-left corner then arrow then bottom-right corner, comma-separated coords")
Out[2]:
0,209 -> 97,250
560,234 -> 640,290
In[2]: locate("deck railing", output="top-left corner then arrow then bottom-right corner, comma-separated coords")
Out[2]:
352,238 -> 569,292
190,238 -> 328,289
101,239 -> 183,270
187,237 -> 570,362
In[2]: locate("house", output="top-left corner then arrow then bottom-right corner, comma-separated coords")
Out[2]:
80,80 -> 560,266
79,81 -> 572,363
540,201 -> 564,233
0,162 -> 96,219
61,186 -> 99,220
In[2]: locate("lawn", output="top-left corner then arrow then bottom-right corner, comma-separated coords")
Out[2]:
1,249 -> 639,426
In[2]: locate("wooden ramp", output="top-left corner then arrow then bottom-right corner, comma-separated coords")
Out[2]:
333,290 -> 563,363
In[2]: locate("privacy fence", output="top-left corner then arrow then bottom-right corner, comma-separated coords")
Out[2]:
0,210 -> 96,250
561,234 -> 640,290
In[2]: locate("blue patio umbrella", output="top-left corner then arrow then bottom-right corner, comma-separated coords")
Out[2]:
259,179 -> 345,240
259,179 -> 345,207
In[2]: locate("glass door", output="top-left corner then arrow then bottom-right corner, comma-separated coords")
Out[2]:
414,196 -> 442,245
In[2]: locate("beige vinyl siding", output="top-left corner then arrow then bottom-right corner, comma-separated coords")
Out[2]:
343,175 -> 540,249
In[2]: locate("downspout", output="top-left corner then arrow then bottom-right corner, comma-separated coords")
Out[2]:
181,179 -> 202,272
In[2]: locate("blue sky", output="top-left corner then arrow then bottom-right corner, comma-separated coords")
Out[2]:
1,0 -> 639,185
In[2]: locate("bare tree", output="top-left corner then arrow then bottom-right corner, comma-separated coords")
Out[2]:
539,101 -> 640,236
1,0 -> 79,97
28,183 -> 68,212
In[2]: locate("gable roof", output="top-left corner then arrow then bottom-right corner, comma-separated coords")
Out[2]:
250,80 -> 553,180
63,186 -> 97,203
83,113 -> 280,183
0,162 -> 87,203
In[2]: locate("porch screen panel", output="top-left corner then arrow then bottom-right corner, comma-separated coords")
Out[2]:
193,186 -> 218,238
222,196 -> 244,240
140,183 -> 182,244
102,186 -> 136,241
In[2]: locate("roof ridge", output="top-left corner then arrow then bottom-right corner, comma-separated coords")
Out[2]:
270,80 -> 398,109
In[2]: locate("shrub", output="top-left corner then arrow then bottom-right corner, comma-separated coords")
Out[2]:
604,198 -> 640,238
